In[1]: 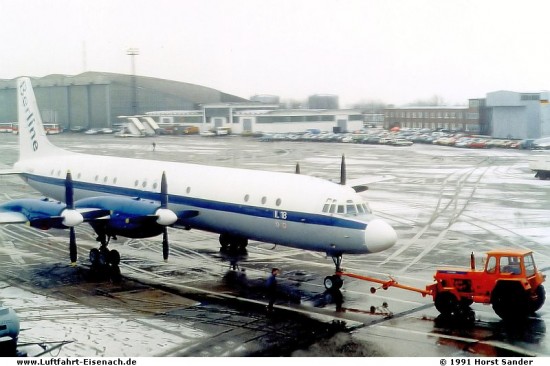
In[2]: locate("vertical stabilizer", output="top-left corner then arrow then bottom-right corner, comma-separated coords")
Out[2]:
17,77 -> 62,161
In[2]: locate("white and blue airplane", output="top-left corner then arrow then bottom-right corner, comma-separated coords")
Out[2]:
0,77 -> 397,289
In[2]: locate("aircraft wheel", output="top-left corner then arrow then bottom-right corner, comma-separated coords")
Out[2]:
89,248 -> 100,266
109,250 -> 121,267
324,275 -> 343,290
110,265 -> 122,283
98,250 -> 109,266
219,234 -> 230,250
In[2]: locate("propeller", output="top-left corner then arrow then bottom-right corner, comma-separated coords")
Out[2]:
65,171 -> 78,265
339,154 -> 346,185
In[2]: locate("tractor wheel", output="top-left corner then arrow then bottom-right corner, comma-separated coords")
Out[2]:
491,282 -> 529,320
529,285 -> 546,313
434,291 -> 459,316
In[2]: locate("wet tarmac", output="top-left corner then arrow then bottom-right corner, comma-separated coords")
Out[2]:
0,133 -> 549,357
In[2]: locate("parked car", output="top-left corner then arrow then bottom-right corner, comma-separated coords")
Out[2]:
468,139 -> 488,148
390,138 -> 413,146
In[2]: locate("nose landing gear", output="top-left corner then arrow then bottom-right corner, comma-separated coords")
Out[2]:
324,254 -> 344,290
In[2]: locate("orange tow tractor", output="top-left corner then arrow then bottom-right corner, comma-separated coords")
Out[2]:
326,249 -> 546,320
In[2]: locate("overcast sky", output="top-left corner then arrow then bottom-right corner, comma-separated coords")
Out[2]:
2,0 -> 550,107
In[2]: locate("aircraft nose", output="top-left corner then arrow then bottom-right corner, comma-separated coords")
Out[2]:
364,219 -> 397,253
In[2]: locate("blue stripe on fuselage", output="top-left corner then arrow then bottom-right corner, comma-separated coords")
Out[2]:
23,173 -> 368,230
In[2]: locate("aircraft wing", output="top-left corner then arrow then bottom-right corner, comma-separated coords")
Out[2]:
0,199 -> 84,229
0,210 -> 28,224
346,175 -> 395,193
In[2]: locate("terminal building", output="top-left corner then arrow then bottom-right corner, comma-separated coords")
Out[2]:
147,107 -> 365,134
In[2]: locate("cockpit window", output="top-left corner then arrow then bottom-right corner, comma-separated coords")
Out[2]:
363,203 -> 372,214
346,200 -> 357,215
324,199 -> 372,216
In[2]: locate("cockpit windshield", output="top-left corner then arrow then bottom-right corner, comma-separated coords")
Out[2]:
322,198 -> 372,216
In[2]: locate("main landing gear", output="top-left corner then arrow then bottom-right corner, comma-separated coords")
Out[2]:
324,255 -> 344,291
219,234 -> 248,253
89,233 -> 121,280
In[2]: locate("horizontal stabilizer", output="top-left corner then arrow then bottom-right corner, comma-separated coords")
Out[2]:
0,169 -> 22,176
346,175 -> 395,192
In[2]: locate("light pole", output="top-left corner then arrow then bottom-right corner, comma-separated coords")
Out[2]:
126,48 -> 139,115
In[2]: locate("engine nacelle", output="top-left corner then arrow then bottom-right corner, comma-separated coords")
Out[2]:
76,196 -> 177,239
0,306 -> 20,340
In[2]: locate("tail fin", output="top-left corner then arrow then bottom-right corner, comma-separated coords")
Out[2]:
17,77 -> 62,160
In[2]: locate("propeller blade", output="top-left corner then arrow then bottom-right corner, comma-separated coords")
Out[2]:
161,171 -> 168,208
69,227 -> 77,265
295,162 -> 301,174
162,227 -> 169,261
66,171 -> 78,265
161,172 -> 169,261
340,154 -> 346,185
65,171 -> 74,209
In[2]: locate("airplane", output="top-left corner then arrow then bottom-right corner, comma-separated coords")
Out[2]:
0,77 -> 397,289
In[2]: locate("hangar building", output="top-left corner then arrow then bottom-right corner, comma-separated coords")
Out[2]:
0,72 -> 247,130
485,91 -> 550,139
